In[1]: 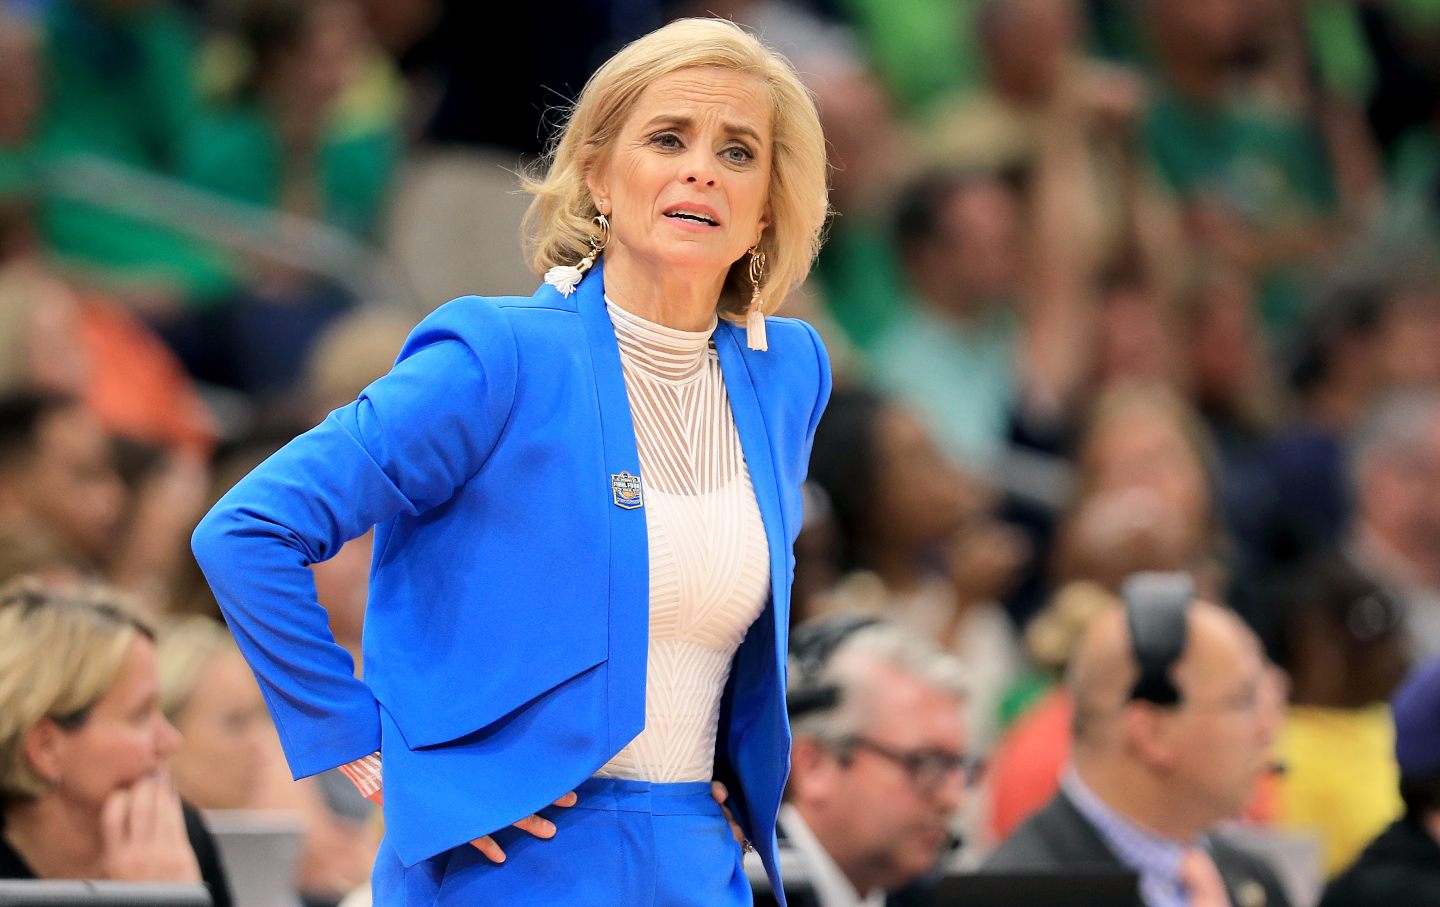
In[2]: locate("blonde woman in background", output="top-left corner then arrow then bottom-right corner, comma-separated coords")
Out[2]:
0,579 -> 231,905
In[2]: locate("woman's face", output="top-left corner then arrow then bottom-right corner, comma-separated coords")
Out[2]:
871,407 -> 972,547
1084,410 -> 1210,548
586,66 -> 772,291
46,637 -> 181,812
169,650 -> 271,810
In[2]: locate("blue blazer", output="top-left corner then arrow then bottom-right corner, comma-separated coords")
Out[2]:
191,257 -> 831,900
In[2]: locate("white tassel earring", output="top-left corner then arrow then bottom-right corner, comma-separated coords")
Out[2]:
545,213 -> 609,297
745,245 -> 768,351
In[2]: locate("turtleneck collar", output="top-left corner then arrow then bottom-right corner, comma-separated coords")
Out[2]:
606,296 -> 716,383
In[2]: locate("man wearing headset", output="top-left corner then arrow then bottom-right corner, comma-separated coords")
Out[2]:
772,616 -> 975,907
984,573 -> 1292,907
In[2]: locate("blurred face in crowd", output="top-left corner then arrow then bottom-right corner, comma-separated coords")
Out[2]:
1155,607 -> 1280,826
1361,409 -> 1440,573
1375,292 -> 1440,390
31,637 -> 182,814
0,23 -> 41,148
1082,403 -> 1210,558
1187,274 -> 1267,414
312,529 -> 372,650
22,276 -> 89,396
587,67 -> 772,300
790,661 -> 968,894
869,407 -> 973,554
265,0 -> 367,112
0,405 -> 125,566
1146,0 -> 1250,67
981,0 -> 1079,101
168,650 -> 271,811
914,179 -> 1022,312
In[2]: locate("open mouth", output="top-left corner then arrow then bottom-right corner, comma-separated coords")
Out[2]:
663,209 -> 719,226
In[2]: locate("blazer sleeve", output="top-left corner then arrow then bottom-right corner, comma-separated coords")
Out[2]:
191,297 -> 518,778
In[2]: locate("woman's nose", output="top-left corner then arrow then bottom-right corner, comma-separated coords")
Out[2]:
681,149 -> 717,187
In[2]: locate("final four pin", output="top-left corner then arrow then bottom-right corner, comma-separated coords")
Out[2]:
611,471 -> 643,510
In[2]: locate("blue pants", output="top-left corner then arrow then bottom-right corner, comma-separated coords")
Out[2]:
371,777 -> 753,905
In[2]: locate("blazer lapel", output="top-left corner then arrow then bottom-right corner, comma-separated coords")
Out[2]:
573,259 -> 648,749
714,322 -> 790,667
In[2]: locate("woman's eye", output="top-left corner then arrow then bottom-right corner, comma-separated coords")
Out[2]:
652,132 -> 682,149
724,145 -> 754,163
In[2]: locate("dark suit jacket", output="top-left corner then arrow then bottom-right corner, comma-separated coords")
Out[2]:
983,790 -> 1292,907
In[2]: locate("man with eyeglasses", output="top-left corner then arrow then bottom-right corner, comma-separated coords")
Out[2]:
983,595 -> 1291,907
778,617 -> 974,907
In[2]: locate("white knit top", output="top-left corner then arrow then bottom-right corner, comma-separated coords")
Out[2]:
340,298 -> 771,796
595,298 -> 771,781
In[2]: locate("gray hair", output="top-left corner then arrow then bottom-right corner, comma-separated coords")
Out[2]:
789,619 -> 968,747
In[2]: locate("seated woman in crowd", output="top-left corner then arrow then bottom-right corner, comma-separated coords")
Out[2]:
0,578 -> 231,905
158,614 -> 379,905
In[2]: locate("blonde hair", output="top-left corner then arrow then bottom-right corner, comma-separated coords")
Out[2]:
156,615 -> 240,724
521,17 -> 829,320
0,578 -> 154,802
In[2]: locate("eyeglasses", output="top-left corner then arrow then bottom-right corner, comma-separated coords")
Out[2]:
840,736 -> 985,791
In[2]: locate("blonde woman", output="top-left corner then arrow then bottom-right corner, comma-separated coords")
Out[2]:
0,579 -> 231,904
193,17 -> 830,905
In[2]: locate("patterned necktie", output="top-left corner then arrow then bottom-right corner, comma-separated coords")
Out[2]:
1179,845 -> 1231,907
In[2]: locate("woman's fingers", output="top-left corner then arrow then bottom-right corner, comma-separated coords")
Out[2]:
101,787 -> 130,850
129,774 -> 158,842
511,813 -> 556,839
467,792 -> 577,863
469,835 -> 506,863
156,770 -> 186,843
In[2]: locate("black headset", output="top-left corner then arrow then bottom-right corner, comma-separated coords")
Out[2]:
786,613 -> 883,718
1122,571 -> 1195,706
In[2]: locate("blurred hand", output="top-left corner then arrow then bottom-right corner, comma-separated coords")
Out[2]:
99,770 -> 202,883
468,791 -> 578,863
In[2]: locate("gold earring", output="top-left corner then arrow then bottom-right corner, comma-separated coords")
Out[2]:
745,244 -> 767,351
544,213 -> 610,297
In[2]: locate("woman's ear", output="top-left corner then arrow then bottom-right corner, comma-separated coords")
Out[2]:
23,718 -> 64,788
582,145 -> 609,212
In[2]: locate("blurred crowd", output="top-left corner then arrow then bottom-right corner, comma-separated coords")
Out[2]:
1,0 -> 1439,904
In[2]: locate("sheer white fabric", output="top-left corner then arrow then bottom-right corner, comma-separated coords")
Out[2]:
595,299 -> 771,782
339,299 -> 771,793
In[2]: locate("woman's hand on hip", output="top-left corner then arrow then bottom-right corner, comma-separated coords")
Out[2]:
100,769 -> 203,883
711,781 -> 747,849
469,791 -> 579,863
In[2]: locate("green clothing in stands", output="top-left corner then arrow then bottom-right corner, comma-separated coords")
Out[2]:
869,300 -> 1020,469
837,0 -> 981,114
178,105 -> 399,241
0,144 -> 35,199
811,218 -> 908,353
1142,86 -> 1337,334
36,1 -> 229,303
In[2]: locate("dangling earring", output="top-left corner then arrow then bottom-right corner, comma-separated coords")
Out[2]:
545,212 -> 610,297
745,244 -> 768,351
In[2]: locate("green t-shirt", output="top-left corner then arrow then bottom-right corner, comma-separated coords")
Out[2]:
869,300 -> 1021,469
